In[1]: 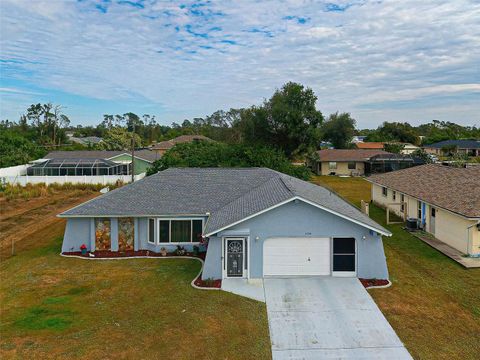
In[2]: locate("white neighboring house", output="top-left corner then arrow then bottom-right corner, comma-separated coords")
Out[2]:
368,164 -> 480,257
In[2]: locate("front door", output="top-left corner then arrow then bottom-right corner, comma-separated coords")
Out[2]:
226,238 -> 244,278
332,237 -> 356,276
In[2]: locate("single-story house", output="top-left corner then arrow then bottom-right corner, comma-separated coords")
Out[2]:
28,150 -> 160,176
151,135 -> 212,155
312,149 -> 390,176
59,168 -> 392,280
423,139 -> 480,157
368,164 -> 480,256
355,142 -> 385,150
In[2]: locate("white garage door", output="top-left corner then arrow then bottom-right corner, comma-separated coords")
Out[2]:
263,237 -> 331,276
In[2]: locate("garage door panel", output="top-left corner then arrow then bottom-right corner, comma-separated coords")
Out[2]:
264,238 -> 330,276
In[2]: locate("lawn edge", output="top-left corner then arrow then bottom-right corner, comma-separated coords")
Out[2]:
59,253 -> 221,291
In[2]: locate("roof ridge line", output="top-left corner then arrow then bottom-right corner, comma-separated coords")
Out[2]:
210,172 -> 292,213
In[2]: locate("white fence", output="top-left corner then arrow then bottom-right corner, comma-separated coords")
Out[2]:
0,164 -> 30,176
1,173 -> 146,186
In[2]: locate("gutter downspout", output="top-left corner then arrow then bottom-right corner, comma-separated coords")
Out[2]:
466,221 -> 480,257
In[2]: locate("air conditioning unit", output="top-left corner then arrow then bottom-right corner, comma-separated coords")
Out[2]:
406,218 -> 418,230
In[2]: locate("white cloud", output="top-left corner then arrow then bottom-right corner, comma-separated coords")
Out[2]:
0,0 -> 479,127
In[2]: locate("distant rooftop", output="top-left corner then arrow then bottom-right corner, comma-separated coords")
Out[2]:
43,150 -> 160,163
424,139 -> 480,149
316,149 -> 390,161
151,134 -> 212,150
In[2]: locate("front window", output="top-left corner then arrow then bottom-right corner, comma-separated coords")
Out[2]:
392,191 -> 396,201
149,219 -> 204,244
400,194 -> 405,212
418,201 -> 422,219
329,162 -> 337,170
348,162 -> 356,170
382,187 -> 388,197
148,218 -> 156,244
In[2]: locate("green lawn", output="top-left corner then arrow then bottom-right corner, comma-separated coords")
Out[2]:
312,176 -> 480,360
0,236 -> 271,359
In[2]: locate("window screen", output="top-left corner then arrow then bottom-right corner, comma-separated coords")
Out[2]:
333,238 -> 355,272
159,220 -> 170,243
171,220 -> 191,242
148,218 -> 155,243
192,220 -> 203,242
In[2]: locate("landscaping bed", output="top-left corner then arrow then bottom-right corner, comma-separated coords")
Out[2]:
62,250 -> 206,260
359,278 -> 390,288
194,274 -> 222,289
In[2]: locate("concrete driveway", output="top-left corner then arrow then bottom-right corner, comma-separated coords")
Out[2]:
264,277 -> 412,360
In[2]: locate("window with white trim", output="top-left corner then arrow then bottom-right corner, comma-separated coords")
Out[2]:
151,218 -> 204,244
148,218 -> 156,244
329,162 -> 337,170
400,194 -> 405,212
392,191 -> 396,201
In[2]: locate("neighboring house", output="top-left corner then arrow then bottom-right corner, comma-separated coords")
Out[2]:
355,142 -> 385,150
423,139 -> 480,157
70,136 -> 103,146
28,150 -> 160,176
151,134 -> 212,155
59,168 -> 391,280
367,153 -> 425,174
400,143 -> 419,154
368,164 -> 480,256
312,149 -> 390,176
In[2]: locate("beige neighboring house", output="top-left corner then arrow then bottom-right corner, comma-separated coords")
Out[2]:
399,143 -> 419,154
368,164 -> 480,256
313,149 -> 389,176
151,135 -> 212,155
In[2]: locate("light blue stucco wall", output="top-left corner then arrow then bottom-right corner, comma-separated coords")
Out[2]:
62,218 -> 92,252
202,200 -> 389,280
62,216 -> 208,253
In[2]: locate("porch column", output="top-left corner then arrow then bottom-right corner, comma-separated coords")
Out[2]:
134,218 -> 139,251
111,218 -> 119,251
90,218 -> 95,251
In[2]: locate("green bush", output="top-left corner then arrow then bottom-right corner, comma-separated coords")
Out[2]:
146,142 -> 312,180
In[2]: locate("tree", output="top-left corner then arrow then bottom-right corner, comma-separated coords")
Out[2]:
383,143 -> 405,154
99,127 -> 142,150
0,129 -> 46,167
321,112 -> 356,149
411,149 -> 433,164
239,82 -> 324,157
146,141 -> 311,180
366,122 -> 419,145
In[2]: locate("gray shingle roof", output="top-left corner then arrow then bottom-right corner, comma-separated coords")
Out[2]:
60,168 -> 390,236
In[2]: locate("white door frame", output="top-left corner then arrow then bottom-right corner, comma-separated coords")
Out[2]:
222,237 -> 247,279
331,237 -> 357,277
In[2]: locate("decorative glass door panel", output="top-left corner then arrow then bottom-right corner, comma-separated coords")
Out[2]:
226,239 -> 244,277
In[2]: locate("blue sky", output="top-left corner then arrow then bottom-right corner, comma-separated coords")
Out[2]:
1,0 -> 479,128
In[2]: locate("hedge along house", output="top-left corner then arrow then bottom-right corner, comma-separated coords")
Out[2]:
59,168 -> 392,280
30,150 -> 160,176
368,164 -> 480,257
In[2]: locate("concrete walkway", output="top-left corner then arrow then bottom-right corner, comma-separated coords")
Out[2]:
221,278 -> 266,302
264,277 -> 412,360
414,233 -> 480,268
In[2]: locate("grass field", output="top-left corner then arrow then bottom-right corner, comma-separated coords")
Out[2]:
0,188 -> 271,360
312,176 -> 480,360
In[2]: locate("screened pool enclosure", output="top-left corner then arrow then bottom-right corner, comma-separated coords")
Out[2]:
27,158 -> 131,176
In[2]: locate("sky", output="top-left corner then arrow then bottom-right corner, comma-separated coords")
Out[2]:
1,0 -> 479,128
